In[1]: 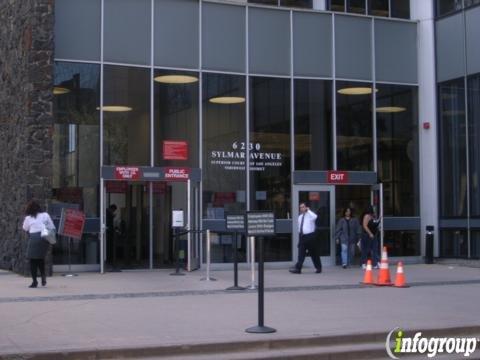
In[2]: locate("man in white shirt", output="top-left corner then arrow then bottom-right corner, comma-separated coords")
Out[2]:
289,202 -> 322,274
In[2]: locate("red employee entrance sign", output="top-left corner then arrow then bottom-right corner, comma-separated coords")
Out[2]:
163,141 -> 188,160
165,167 -> 190,180
327,171 -> 349,184
115,167 -> 141,180
58,209 -> 86,240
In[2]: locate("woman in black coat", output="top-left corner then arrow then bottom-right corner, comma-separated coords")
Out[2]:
335,208 -> 361,268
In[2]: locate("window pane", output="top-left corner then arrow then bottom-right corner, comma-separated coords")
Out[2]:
203,73 -> 246,219
336,81 -> 373,171
436,0 -> 463,16
103,66 -> 150,166
439,79 -> 467,217
376,84 -> 419,216
465,0 -> 480,7
250,77 -> 291,219
248,0 -> 278,5
207,232 -> 248,264
384,231 -> 420,256
471,231 -> 480,259
280,0 -> 313,8
294,79 -> 332,170
328,0 -> 345,11
440,230 -> 468,258
391,0 -> 410,19
468,74 -> 480,216
347,0 -> 366,14
53,62 -> 101,265
368,0 -> 389,17
153,70 -> 199,168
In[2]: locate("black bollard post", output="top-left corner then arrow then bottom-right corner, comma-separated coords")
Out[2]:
170,229 -> 185,276
227,232 -> 245,291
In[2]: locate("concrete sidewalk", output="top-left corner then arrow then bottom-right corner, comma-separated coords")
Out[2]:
0,264 -> 479,359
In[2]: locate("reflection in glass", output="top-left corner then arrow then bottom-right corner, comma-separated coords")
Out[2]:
336,81 -> 373,171
465,0 -> 480,7
368,0 -> 389,17
207,232 -> 247,264
384,231 -> 420,256
470,231 -> 480,259
294,79 -> 332,171
248,0 -> 278,5
250,77 -> 291,219
328,0 -> 345,11
347,0 -> 366,14
468,74 -> 480,217
203,73 -> 246,219
154,69 -> 199,167
280,0 -> 313,8
440,230 -> 468,258
376,84 -> 419,216
391,0 -> 410,19
103,65 -> 150,166
436,0 -> 463,16
439,78 -> 466,217
53,62 -> 101,265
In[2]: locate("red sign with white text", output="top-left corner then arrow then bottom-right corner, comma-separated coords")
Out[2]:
59,209 -> 86,240
163,141 -> 188,160
115,167 -> 141,180
327,171 -> 349,184
309,192 -> 321,201
165,167 -> 190,181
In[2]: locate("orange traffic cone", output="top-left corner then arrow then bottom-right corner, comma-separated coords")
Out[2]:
375,246 -> 393,286
361,259 -> 374,285
393,262 -> 409,288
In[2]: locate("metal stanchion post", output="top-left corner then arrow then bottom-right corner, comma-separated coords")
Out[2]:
201,229 -> 216,281
227,232 -> 245,291
170,229 -> 185,276
247,236 -> 256,290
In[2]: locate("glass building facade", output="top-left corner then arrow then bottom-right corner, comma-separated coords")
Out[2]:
51,0 -> 429,271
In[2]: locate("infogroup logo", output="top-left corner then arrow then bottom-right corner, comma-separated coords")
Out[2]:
385,327 -> 479,359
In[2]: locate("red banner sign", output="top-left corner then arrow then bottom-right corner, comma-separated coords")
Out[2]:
59,209 -> 86,240
153,182 -> 167,194
165,167 -> 190,181
105,181 -> 128,193
327,171 -> 349,184
115,167 -> 141,180
163,141 -> 188,160
308,192 -> 321,201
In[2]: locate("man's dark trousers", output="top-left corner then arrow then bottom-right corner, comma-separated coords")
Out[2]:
294,232 -> 322,271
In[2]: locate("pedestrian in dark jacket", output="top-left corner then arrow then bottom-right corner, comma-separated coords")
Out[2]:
22,200 -> 55,288
335,208 -> 361,268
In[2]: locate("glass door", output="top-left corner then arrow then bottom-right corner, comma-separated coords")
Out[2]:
371,183 -> 384,249
293,185 -> 335,266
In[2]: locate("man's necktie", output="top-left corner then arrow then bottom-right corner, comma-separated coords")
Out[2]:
300,213 -> 305,235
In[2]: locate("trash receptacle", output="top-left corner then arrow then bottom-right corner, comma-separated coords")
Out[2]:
425,225 -> 434,264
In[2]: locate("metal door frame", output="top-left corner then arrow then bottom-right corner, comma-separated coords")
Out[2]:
370,183 -> 384,250
292,184 -> 336,266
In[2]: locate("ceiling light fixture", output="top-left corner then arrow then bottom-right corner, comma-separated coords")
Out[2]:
96,106 -> 133,112
154,75 -> 198,84
209,96 -> 245,104
376,106 -> 407,113
337,87 -> 378,95
53,87 -> 70,95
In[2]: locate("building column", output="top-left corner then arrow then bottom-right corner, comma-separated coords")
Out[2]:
411,1 -> 440,257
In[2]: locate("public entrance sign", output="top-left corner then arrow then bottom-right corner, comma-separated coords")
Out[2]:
327,170 -> 349,184
246,211 -> 275,237
58,209 -> 86,240
115,166 -> 141,180
226,214 -> 245,232
165,167 -> 190,180
163,140 -> 188,160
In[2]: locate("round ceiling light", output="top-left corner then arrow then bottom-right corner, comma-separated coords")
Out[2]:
376,106 -> 407,113
337,87 -> 378,95
53,87 -> 70,95
209,96 -> 245,104
96,106 -> 133,112
154,75 -> 198,84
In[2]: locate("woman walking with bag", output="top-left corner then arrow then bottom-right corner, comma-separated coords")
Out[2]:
22,200 -> 55,288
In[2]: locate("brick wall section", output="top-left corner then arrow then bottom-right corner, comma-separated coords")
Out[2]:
0,0 -> 54,274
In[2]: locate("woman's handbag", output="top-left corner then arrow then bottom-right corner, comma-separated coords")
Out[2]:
41,224 -> 57,245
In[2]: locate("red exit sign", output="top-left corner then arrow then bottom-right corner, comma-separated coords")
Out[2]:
327,171 -> 349,184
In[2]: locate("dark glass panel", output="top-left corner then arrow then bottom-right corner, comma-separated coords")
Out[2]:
391,0 -> 410,19
208,232 -> 248,264
468,74 -> 480,217
249,77 -> 291,220
368,0 -> 389,17
294,79 -> 332,171
436,0 -> 463,16
471,231 -> 480,259
465,0 -> 480,7
103,65 -> 150,166
384,231 -> 420,256
280,0 -> 313,8
203,73 -> 246,219
376,84 -> 419,216
328,0 -> 345,11
347,0 -> 366,14
440,229 -> 468,258
439,79 -> 467,217
248,0 -> 278,5
53,62 -> 101,265
336,81 -> 373,171
154,69 -> 199,167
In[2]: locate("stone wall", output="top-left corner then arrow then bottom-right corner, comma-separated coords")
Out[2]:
0,0 -> 54,274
